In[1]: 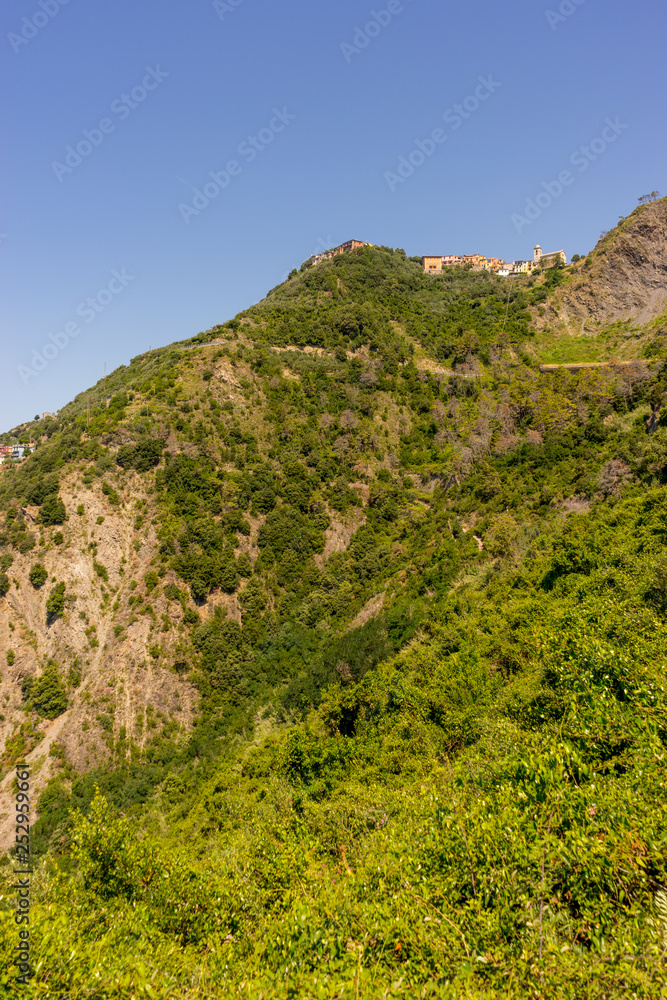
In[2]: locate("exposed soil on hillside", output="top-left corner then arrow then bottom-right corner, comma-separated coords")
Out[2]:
0,472 -> 199,850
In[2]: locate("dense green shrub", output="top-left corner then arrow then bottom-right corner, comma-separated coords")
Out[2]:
258,505 -> 328,563
116,437 -> 163,472
46,582 -> 66,621
93,561 -> 109,582
39,494 -> 67,525
29,662 -> 68,719
29,563 -> 48,588
101,480 -> 119,505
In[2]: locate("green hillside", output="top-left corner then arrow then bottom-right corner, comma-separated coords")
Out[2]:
1,225 -> 667,997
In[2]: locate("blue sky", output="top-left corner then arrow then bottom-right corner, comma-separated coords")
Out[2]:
1,0 -> 664,431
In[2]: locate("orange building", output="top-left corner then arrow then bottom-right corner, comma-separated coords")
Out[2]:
337,239 -> 369,253
464,254 -> 485,268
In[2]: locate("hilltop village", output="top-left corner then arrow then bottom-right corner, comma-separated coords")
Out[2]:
308,239 -> 567,275
422,243 -> 566,275
4,242 -> 568,456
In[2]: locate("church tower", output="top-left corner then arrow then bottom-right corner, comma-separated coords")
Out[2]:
533,244 -> 542,264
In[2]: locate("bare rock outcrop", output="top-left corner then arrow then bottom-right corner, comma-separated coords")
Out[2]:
538,198 -> 667,333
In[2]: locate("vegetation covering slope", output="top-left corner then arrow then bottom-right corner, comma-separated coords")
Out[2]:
1,202 -> 667,997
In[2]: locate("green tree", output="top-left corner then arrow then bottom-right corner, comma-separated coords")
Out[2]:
30,662 -> 68,719
29,563 -> 48,589
190,578 -> 209,603
39,495 -> 67,526
46,582 -> 66,621
485,513 -> 519,560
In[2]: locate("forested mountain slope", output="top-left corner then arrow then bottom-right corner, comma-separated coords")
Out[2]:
1,202 -> 667,997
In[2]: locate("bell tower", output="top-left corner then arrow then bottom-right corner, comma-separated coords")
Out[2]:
534,244 -> 542,264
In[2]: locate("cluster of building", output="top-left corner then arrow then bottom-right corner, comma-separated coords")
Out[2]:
0,415 -> 60,466
306,238 -> 567,278
0,443 -> 33,463
423,253 -> 502,273
422,244 -> 566,276
309,239 -> 372,266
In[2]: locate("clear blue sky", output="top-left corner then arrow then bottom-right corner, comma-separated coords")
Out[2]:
1,0 -> 664,431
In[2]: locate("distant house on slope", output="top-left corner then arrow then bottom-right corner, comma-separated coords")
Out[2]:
0,444 -> 26,462
423,255 -> 445,273
512,260 -> 535,274
422,254 -> 471,273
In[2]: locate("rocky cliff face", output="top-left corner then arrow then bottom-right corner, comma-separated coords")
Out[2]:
0,472 -> 199,850
538,198 -> 667,333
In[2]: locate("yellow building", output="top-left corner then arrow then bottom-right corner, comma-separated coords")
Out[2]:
512,260 -> 534,274
422,255 -> 444,273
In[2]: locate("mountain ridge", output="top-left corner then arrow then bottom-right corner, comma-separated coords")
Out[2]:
1,200 -> 666,825
0,197 -> 666,996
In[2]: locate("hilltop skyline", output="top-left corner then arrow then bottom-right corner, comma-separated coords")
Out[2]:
1,0 -> 665,431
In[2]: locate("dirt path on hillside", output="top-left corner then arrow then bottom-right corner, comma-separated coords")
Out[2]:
539,360 -> 651,372
346,592 -> 385,632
